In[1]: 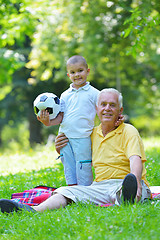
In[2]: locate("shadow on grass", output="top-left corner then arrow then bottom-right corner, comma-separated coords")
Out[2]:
0,162 -> 66,199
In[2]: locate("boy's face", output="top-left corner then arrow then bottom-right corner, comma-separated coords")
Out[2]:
67,62 -> 90,89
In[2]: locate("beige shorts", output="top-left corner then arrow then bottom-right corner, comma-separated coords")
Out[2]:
54,179 -> 151,205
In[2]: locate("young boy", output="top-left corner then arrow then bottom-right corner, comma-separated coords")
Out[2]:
38,55 -> 99,186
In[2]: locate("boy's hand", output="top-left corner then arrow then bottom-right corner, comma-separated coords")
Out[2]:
37,109 -> 50,126
115,114 -> 125,126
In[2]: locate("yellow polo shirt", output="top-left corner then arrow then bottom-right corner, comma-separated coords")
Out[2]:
91,123 -> 149,186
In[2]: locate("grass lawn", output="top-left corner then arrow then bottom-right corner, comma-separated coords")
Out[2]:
0,139 -> 160,240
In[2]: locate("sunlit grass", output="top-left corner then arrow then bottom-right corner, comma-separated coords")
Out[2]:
0,138 -> 160,239
0,145 -> 66,199
143,136 -> 160,150
143,137 -> 160,186
0,145 -> 60,176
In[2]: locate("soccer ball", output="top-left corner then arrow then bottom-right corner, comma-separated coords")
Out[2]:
33,92 -> 60,120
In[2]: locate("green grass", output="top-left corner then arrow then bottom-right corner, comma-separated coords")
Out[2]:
0,138 -> 160,240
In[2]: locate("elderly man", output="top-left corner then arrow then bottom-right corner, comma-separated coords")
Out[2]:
0,88 -> 151,213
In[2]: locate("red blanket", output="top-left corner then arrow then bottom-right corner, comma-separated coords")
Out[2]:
11,186 -> 56,206
11,185 -> 160,207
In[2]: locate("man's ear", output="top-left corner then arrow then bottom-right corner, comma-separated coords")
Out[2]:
120,107 -> 123,114
96,105 -> 98,113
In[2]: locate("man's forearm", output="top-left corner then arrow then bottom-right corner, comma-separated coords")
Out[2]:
55,133 -> 68,154
129,155 -> 143,183
129,155 -> 143,202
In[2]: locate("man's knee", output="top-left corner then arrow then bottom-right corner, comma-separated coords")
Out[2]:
54,193 -> 70,207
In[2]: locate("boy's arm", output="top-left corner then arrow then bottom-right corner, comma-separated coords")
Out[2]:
37,110 -> 63,126
115,114 -> 125,126
50,112 -> 64,125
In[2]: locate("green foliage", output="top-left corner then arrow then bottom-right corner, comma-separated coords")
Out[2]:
0,48 -> 25,84
120,0 -> 160,128
131,116 -> 160,137
0,0 -> 36,84
1,0 -> 160,144
1,122 -> 30,152
26,0 -> 133,84
122,0 -> 160,56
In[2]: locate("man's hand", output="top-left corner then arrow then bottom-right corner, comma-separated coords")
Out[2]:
136,181 -> 142,202
37,110 -> 50,126
55,133 -> 69,154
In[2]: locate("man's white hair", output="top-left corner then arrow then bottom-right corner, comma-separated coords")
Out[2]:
97,88 -> 123,108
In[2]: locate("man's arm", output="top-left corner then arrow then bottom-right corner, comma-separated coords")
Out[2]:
55,133 -> 69,154
129,155 -> 143,202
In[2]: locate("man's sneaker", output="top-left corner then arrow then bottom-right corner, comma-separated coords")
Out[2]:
0,199 -> 36,213
122,173 -> 138,204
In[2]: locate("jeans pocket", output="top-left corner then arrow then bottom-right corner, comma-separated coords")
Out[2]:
79,160 -> 92,169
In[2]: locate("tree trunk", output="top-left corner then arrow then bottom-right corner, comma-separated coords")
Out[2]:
28,112 -> 42,146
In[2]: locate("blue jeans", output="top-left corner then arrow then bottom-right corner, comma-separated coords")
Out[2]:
60,137 -> 93,185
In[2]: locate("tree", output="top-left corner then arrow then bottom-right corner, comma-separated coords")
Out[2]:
121,0 -> 160,133
1,0 -> 160,148
27,0 -> 157,119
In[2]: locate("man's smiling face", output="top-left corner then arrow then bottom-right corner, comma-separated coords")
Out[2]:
96,92 -> 122,125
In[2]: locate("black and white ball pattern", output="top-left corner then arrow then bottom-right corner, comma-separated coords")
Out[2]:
33,92 -> 60,120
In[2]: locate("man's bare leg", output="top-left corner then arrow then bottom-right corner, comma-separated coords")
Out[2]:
33,193 -> 68,212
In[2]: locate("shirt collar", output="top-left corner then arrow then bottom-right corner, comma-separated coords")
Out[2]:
97,123 -> 125,138
69,82 -> 90,92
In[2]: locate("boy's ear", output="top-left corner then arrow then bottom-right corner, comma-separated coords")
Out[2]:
67,73 -> 70,77
87,69 -> 90,74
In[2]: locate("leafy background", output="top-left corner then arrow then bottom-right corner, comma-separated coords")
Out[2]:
0,0 -> 160,150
